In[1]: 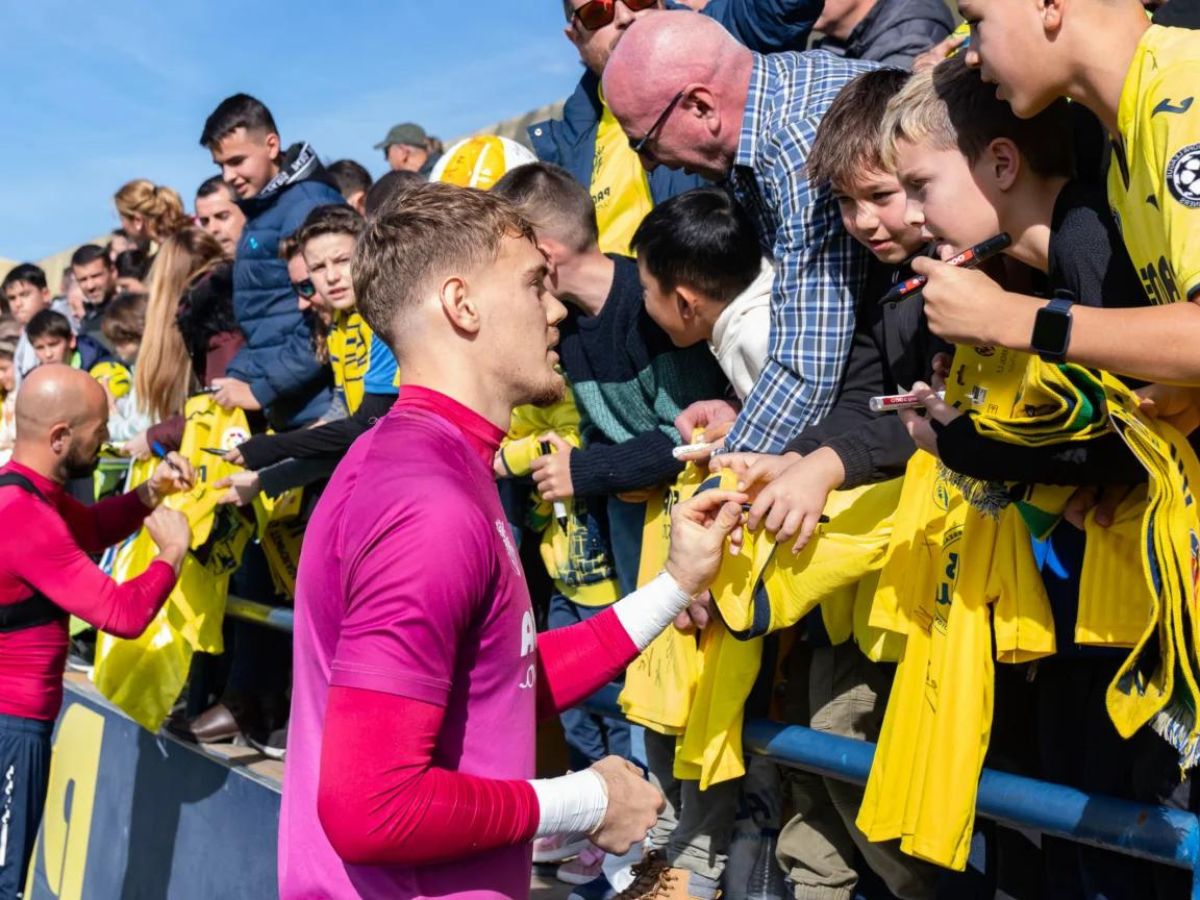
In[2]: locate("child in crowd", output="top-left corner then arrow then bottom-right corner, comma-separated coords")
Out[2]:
326,159 -> 373,215
219,206 -> 398,505
0,337 -> 16,461
880,56 -> 1169,899
911,0 -> 1200,390
714,68 -> 945,900
199,93 -> 342,429
612,187 -> 772,900
26,309 -> 126,381
101,293 -> 153,442
2,264 -> 73,390
114,250 -> 151,294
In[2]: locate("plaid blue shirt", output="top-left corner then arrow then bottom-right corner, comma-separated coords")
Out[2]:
724,51 -> 879,453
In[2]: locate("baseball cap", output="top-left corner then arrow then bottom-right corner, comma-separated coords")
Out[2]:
374,122 -> 429,151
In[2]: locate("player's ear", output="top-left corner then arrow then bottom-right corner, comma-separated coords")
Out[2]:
1040,0 -> 1064,37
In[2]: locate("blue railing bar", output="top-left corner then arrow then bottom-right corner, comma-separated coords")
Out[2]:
583,684 -> 1200,873
225,595 -> 294,632
218,601 -> 1200,885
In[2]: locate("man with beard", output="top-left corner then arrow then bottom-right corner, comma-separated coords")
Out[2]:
0,365 -> 193,897
279,182 -> 747,899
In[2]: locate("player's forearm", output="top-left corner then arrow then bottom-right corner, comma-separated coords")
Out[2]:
318,688 -> 606,866
989,292 -> 1200,385
534,574 -> 691,717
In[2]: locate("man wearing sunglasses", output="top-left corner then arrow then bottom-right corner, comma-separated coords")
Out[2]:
528,0 -> 821,257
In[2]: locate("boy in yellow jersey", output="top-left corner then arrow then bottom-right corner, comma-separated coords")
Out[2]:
900,0 -> 1200,399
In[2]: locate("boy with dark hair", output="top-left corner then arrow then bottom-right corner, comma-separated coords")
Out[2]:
326,159 -> 373,215
362,169 -> 425,217
26,310 -> 115,372
2,264 -> 73,390
194,175 -> 246,257
632,187 -> 773,400
713,68 -> 946,900
199,92 -> 343,430
69,244 -> 117,343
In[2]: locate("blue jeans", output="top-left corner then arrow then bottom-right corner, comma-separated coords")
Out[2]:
606,496 -> 646,597
548,593 -> 633,771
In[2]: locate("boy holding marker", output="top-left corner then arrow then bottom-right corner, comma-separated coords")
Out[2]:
911,0 -> 1200,394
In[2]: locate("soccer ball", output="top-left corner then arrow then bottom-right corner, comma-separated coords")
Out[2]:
431,135 -> 536,191
1169,148 -> 1200,206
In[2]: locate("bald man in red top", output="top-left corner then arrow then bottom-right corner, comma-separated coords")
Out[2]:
0,365 -> 193,898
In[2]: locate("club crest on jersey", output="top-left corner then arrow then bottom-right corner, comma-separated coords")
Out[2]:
1166,144 -> 1200,208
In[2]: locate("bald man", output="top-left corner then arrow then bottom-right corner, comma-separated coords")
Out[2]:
0,365 -> 192,897
604,12 -> 877,458
527,0 -> 820,255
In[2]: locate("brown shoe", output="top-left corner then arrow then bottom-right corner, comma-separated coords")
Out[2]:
166,701 -> 242,744
613,853 -> 715,900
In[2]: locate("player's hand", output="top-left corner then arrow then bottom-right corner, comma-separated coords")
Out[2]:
588,756 -> 664,855
1137,383 -> 1200,436
145,506 -> 191,571
913,255 -> 1013,346
144,452 -> 195,502
530,432 -> 575,501
711,451 -> 802,491
744,447 -> 843,553
675,398 -> 740,445
911,32 -> 967,73
210,377 -> 262,411
215,472 -> 262,507
123,430 -> 151,460
665,489 -> 748,596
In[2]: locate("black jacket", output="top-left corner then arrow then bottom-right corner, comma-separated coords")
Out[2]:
784,260 -> 948,486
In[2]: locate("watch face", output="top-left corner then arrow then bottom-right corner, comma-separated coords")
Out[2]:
1032,307 -> 1071,356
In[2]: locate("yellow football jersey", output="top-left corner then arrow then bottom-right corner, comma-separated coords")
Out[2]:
591,90 -> 655,257
1109,24 -> 1200,304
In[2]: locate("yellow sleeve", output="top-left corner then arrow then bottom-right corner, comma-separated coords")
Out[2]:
1145,66 -> 1200,297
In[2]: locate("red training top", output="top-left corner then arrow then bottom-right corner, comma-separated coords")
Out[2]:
0,461 -> 177,720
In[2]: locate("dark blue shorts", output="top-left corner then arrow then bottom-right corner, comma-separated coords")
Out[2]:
0,713 -> 53,900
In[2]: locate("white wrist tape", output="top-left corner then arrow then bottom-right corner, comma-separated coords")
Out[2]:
530,768 -> 608,838
612,572 -> 692,652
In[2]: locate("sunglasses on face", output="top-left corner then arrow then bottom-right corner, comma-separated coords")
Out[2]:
629,89 -> 686,156
292,278 -> 316,299
572,0 -> 657,32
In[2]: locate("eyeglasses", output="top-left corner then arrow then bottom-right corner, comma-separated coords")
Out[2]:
571,0 -> 657,32
291,279 -> 316,299
629,90 -> 685,156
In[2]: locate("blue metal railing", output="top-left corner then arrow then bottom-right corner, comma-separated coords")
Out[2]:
223,598 -> 1200,896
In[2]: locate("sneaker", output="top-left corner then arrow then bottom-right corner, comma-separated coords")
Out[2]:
558,844 -> 607,885
247,723 -> 288,761
532,831 -> 591,864
568,873 -> 617,900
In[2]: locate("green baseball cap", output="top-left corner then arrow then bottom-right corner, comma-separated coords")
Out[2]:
374,122 -> 428,150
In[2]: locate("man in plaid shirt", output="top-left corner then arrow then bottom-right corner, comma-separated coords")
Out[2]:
604,11 -> 878,453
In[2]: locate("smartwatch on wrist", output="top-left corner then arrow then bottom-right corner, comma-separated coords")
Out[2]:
1030,289 -> 1075,363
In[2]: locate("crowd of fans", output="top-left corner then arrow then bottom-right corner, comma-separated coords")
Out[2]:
2,0 -> 1200,898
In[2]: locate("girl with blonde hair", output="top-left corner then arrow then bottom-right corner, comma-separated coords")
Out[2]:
114,179 -> 192,243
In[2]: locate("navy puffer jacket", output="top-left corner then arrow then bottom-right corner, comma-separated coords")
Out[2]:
227,142 -> 341,429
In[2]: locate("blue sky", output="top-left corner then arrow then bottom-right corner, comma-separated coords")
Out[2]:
0,1 -> 582,261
